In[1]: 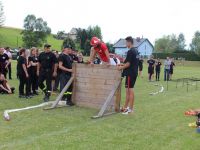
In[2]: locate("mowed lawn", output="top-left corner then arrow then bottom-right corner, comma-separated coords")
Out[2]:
0,60 -> 200,150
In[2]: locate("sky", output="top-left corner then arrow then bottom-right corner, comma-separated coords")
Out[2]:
1,0 -> 200,46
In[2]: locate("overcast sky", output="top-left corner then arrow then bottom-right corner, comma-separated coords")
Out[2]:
1,0 -> 200,46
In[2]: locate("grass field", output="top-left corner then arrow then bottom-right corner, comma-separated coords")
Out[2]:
0,61 -> 200,150
0,27 -> 63,50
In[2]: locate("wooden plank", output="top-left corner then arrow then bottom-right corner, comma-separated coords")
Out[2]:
95,80 -> 121,117
76,77 -> 106,84
74,92 -> 106,101
74,96 -> 116,104
72,64 -> 77,103
115,82 -> 121,112
76,73 -> 120,80
75,87 -> 111,95
75,63 -> 119,70
44,77 -> 74,109
76,82 -> 114,90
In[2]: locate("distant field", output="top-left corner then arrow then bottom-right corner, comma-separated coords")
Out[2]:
0,26 -> 63,50
0,60 -> 200,149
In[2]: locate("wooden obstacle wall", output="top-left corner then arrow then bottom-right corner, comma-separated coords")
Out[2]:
72,64 -> 122,111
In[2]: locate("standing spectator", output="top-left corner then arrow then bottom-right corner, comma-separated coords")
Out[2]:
155,58 -> 162,81
117,36 -> 139,115
37,44 -> 58,102
164,57 -> 171,81
0,48 -> 10,78
17,48 -> 30,98
169,58 -> 175,80
28,47 -> 39,95
58,45 -> 74,106
147,55 -> 155,81
138,56 -> 144,78
4,47 -> 12,79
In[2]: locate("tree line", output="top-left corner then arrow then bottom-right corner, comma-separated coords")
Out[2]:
155,32 -> 200,56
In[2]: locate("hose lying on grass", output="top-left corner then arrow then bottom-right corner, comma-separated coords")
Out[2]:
149,84 -> 164,95
3,101 -> 54,121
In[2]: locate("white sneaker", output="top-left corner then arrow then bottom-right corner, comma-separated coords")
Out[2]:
122,108 -> 134,115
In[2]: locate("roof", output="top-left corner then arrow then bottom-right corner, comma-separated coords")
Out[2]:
113,38 -> 154,49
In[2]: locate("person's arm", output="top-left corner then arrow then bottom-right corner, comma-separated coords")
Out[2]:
117,51 -> 131,70
5,56 -> 11,68
104,49 -> 110,64
59,61 -> 72,72
0,84 -> 10,93
5,82 -> 12,93
53,63 -> 58,77
89,47 -> 97,64
37,62 -> 40,76
22,64 -> 29,78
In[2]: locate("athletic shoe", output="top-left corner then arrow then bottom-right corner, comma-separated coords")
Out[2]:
122,108 -> 134,115
66,101 -> 75,106
19,95 -> 26,98
26,95 -> 32,99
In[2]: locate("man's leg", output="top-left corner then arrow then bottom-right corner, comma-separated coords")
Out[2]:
8,64 -> 12,79
45,71 -> 52,101
38,72 -> 46,92
124,88 -> 130,109
128,88 -> 134,110
19,75 -> 25,97
164,69 -> 166,81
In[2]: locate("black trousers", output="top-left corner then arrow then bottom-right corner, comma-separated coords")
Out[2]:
8,64 -> 11,79
29,71 -> 38,93
38,70 -> 52,93
156,70 -> 160,81
18,74 -> 30,96
60,73 -> 73,101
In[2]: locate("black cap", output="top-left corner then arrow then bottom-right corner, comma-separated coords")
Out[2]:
63,45 -> 72,49
44,44 -> 51,48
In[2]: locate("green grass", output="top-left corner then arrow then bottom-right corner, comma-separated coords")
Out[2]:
1,61 -> 200,150
0,27 -> 63,50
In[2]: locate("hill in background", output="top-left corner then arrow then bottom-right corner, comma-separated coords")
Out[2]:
0,26 -> 63,50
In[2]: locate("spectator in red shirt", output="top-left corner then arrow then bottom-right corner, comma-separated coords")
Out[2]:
89,37 -> 110,64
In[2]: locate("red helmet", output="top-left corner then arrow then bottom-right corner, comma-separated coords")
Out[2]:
90,37 -> 100,47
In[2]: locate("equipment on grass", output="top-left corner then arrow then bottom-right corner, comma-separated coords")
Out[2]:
149,84 -> 164,95
44,63 -> 122,119
3,102 -> 53,121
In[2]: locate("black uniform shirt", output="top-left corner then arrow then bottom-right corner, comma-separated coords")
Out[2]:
28,56 -> 38,73
156,62 -> 162,71
17,56 -> 27,75
147,59 -> 155,69
123,47 -> 139,76
0,53 -> 9,74
38,52 -> 57,71
58,53 -> 73,76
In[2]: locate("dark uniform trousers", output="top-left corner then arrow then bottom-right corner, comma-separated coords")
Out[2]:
60,73 -> 72,101
18,73 -> 30,96
38,69 -> 52,93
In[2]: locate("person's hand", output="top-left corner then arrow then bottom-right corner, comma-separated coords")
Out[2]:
53,71 -> 57,77
26,73 -> 29,78
117,65 -> 123,71
68,69 -> 73,73
8,90 -> 12,94
85,60 -> 91,64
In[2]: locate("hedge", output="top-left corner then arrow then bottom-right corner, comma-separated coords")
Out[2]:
152,52 -> 200,61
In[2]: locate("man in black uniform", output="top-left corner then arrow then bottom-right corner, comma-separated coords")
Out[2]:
37,44 -> 58,102
155,58 -> 162,81
147,56 -> 155,81
118,36 -> 139,114
58,45 -> 74,106
138,56 -> 144,77
0,48 -> 10,78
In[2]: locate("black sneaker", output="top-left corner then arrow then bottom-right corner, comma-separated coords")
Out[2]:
66,101 -> 75,106
26,95 -> 32,99
43,95 -> 49,102
33,91 -> 39,96
19,95 -> 26,98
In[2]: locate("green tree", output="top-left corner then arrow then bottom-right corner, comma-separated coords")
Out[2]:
62,37 -> 76,50
177,33 -> 186,51
21,14 -> 51,48
56,31 -> 66,40
106,42 -> 114,53
190,31 -> 200,55
0,1 -> 5,27
87,25 -> 102,40
76,28 -> 88,49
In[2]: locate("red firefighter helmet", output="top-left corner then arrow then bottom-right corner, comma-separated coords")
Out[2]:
90,37 -> 101,47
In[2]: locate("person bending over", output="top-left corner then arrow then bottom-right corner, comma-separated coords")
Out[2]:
0,73 -> 15,94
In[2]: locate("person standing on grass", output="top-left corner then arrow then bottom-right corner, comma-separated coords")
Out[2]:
89,37 -> 110,65
58,45 -> 74,106
4,47 -> 12,80
138,56 -> 144,78
28,47 -> 39,96
117,36 -> 139,115
169,58 -> 175,80
0,48 -> 10,79
37,44 -> 58,102
155,58 -> 162,81
164,57 -> 171,81
17,48 -> 31,98
147,55 -> 155,81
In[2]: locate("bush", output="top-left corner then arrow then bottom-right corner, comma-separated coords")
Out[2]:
152,51 -> 200,61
